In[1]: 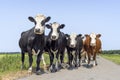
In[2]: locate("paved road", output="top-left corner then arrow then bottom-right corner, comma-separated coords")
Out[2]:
17,56 -> 120,80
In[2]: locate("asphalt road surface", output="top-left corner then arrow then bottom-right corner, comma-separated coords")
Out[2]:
17,56 -> 120,80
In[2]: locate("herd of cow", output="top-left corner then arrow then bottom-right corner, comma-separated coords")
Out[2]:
19,14 -> 102,75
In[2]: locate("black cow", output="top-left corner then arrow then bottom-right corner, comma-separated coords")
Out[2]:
45,22 -> 67,72
65,33 -> 83,69
19,14 -> 51,74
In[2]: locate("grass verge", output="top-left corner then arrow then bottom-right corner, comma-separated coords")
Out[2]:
101,54 -> 120,65
0,53 -> 50,80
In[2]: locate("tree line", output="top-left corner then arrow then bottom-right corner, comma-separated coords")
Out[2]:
102,50 -> 120,54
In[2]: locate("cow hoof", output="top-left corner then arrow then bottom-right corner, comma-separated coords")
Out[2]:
93,61 -> 97,67
77,64 -> 81,67
28,67 -> 32,75
87,64 -> 90,68
75,64 -> 77,67
96,63 -> 98,66
54,68 -> 58,72
66,64 -> 70,68
60,63 -> 66,69
93,63 -> 97,66
36,70 -> 41,75
68,66 -> 73,70
49,68 -> 55,73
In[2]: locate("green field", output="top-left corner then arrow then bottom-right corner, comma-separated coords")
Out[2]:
101,54 -> 120,65
0,53 -> 51,75
0,52 -> 120,80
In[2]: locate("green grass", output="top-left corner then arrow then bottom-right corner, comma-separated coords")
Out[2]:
101,54 -> 120,65
0,53 -> 119,75
0,53 -> 21,74
0,53 -> 51,75
0,52 -> 120,80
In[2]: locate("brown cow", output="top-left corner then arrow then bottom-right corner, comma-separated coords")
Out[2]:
84,33 -> 102,66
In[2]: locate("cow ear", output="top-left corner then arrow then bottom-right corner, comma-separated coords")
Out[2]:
46,24 -> 51,29
97,34 -> 101,38
85,34 -> 89,37
44,16 -> 51,23
81,36 -> 84,39
60,24 -> 65,29
77,34 -> 82,37
28,16 -> 35,22
65,34 -> 69,40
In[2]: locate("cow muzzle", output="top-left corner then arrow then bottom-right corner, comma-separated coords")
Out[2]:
70,44 -> 76,48
35,28 -> 40,33
34,29 -> 44,34
51,35 -> 58,40
90,43 -> 96,46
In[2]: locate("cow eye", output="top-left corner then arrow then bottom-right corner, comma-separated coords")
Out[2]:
41,21 -> 45,26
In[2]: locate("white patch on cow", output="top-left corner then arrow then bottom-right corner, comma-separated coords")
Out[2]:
49,65 -> 53,72
90,33 -> 96,46
81,49 -> 88,63
41,54 -> 47,70
72,51 -> 76,65
32,49 -> 40,56
55,58 -> 59,70
50,49 -> 58,54
34,14 -> 46,34
69,33 -> 77,48
50,48 -> 59,70
28,66 -> 32,73
51,23 -> 60,40
93,60 -> 96,66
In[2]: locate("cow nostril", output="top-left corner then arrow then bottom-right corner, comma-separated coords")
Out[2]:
52,36 -> 56,39
70,44 -> 75,48
35,29 -> 40,32
91,43 -> 96,46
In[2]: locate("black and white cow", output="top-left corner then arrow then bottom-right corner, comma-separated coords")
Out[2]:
19,14 -> 51,74
45,22 -> 67,72
65,33 -> 83,68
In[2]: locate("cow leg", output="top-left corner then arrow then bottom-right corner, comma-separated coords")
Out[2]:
78,52 -> 81,67
85,52 -> 88,63
60,51 -> 66,69
60,52 -> 64,63
28,50 -> 33,74
36,51 -> 43,75
70,52 -> 73,67
49,52 -> 54,72
87,53 -> 91,66
93,53 -> 97,66
74,52 -> 77,68
21,51 -> 25,70
67,50 -> 71,67
41,54 -> 47,71
55,52 -> 59,72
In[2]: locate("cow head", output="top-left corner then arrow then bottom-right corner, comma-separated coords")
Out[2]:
46,22 -> 65,40
87,33 -> 101,47
66,33 -> 82,48
28,14 -> 51,35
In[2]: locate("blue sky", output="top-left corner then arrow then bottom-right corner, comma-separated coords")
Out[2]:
0,0 -> 120,52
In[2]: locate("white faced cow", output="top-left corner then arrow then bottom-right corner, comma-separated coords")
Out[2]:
65,33 -> 83,69
19,14 -> 51,75
46,22 -> 67,72
84,33 -> 102,67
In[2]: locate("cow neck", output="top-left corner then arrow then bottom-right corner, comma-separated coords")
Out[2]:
35,33 -> 45,43
51,40 -> 58,51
